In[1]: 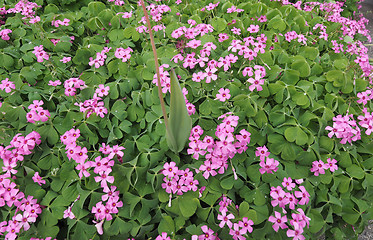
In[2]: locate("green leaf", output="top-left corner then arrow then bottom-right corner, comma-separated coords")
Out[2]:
158,215 -> 175,235
88,1 -> 106,16
291,59 -> 310,77
210,17 -> 227,32
179,192 -> 198,218
309,209 -> 325,233
268,16 -> 286,32
346,164 -> 365,179
166,69 -> 192,153
284,126 -> 308,145
111,100 -> 126,120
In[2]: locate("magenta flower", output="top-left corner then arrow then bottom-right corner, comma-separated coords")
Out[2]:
326,158 -> 338,172
63,206 -> 75,219
238,217 -> 254,234
48,80 -> 61,86
217,211 -> 235,228
0,78 -> 15,93
60,57 -> 71,63
156,232 -> 171,240
32,172 -> 45,186
216,88 -> 231,102
286,222 -> 305,240
231,27 -> 241,35
94,168 -> 115,188
199,160 -> 218,179
95,84 -> 110,97
294,186 -> 310,205
268,211 -> 288,232
247,76 -> 265,91
310,160 -> 328,176
259,158 -> 279,174
162,162 -> 178,178
229,223 -> 246,240
282,177 -> 296,191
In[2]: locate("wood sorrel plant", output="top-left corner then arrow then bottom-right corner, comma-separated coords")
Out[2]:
0,0 -> 372,239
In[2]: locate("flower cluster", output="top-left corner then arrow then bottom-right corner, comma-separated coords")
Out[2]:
161,162 -> 199,197
89,47 -> 111,68
63,77 -> 86,96
51,18 -> 70,27
114,47 -> 133,63
325,114 -> 361,144
243,65 -> 266,92
26,100 -> 50,123
0,29 -> 11,40
187,113 -> 251,179
283,31 -> 307,45
268,179 -> 311,239
0,132 -> 42,239
60,129 -> 124,235
256,145 -> 279,174
217,196 -> 254,240
310,158 -> 338,176
0,78 -> 15,93
227,34 -> 267,61
32,45 -> 49,63
74,84 -> 109,118
135,2 -> 170,32
6,0 -> 40,19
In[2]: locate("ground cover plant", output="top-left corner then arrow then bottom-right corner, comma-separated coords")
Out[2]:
0,0 -> 372,239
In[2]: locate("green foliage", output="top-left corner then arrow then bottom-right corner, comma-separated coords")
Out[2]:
0,0 -> 372,239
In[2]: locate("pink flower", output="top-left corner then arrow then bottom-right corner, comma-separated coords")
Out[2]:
63,206 -> 75,219
217,211 -> 235,228
247,76 -> 265,91
60,57 -> 71,63
268,211 -> 288,232
32,172 -> 45,186
216,88 -> 231,102
259,158 -> 279,174
26,110 -> 40,123
186,102 -> 196,115
199,160 -> 218,179
14,211 -> 36,231
218,33 -> 229,42
282,177 -> 295,191
255,145 -> 270,160
325,158 -> 338,172
162,162 -> 178,178
310,160 -> 328,176
247,24 -> 260,33
0,78 -> 15,93
94,168 -> 115,188
286,222 -> 305,240
186,39 -> 201,49
95,84 -> 110,97
238,217 -> 254,234
48,80 -> 61,86
229,223 -> 246,240
231,27 -> 241,35
156,232 -> 171,240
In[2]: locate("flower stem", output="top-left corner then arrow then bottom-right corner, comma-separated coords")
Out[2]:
139,0 -> 170,135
